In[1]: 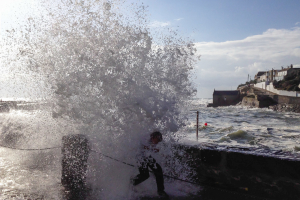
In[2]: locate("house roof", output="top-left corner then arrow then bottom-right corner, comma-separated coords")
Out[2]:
278,67 -> 300,72
256,71 -> 266,77
278,68 -> 289,72
213,90 -> 240,96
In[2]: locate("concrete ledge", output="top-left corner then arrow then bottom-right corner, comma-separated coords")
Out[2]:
177,144 -> 300,199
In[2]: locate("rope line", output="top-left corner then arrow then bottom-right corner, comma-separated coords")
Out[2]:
0,144 -> 61,151
90,149 -> 270,200
90,149 -> 135,167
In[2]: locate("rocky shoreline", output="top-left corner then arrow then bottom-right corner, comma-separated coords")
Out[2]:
240,98 -> 300,113
269,103 -> 300,113
237,95 -> 300,113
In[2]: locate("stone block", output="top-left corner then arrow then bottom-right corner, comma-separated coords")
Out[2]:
61,134 -> 90,190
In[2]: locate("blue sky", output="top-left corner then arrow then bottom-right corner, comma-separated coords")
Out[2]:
142,0 -> 300,42
1,0 -> 300,99
138,0 -> 300,97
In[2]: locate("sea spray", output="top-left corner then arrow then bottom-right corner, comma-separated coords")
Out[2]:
1,0 -> 199,198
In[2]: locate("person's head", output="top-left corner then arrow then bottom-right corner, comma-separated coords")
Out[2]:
150,131 -> 163,144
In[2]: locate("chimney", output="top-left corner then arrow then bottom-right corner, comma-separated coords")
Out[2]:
271,69 -> 273,81
291,64 -> 293,68
282,66 -> 284,70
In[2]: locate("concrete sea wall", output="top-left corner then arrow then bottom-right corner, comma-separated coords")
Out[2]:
254,82 -> 300,97
177,144 -> 300,200
268,94 -> 300,104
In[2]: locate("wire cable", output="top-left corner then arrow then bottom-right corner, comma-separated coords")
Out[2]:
90,149 -> 135,167
0,144 -> 61,151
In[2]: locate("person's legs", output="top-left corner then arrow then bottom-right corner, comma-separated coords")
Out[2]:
148,163 -> 164,192
132,161 -> 149,186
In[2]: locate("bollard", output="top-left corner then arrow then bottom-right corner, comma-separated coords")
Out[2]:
61,134 -> 90,190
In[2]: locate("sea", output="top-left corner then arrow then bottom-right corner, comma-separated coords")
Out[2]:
0,99 -> 300,199
184,98 -> 300,153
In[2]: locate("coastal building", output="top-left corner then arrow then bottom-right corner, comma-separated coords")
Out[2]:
253,64 -> 300,97
274,65 -> 300,81
212,90 -> 240,106
254,71 -> 266,83
254,65 -> 300,83
272,69 -> 278,81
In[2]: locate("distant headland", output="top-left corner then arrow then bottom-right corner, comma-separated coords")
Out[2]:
208,64 -> 300,112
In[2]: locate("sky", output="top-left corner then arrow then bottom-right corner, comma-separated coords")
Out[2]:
140,0 -> 300,97
1,0 -> 300,99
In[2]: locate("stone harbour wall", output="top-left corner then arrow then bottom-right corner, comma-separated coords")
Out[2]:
176,144 -> 300,200
268,94 -> 300,104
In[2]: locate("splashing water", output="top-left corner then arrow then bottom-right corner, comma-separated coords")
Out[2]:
1,0 -> 199,199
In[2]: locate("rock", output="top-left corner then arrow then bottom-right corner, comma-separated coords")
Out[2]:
242,95 -> 276,108
269,104 -> 300,113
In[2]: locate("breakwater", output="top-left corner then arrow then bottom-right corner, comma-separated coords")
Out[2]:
0,101 -> 45,111
0,101 -> 17,112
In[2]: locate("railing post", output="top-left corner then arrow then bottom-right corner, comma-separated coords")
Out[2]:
196,111 -> 199,140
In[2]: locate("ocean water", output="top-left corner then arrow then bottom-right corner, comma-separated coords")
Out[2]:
183,98 -> 300,154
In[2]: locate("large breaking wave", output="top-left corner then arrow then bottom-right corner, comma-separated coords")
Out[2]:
1,0 -> 199,198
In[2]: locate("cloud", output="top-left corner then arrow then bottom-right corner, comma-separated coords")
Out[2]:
195,28 -> 300,60
194,28 -> 300,97
149,20 -> 171,28
175,18 -> 183,21
296,22 -> 300,26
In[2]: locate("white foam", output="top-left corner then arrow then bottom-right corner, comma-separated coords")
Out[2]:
0,0 -> 198,199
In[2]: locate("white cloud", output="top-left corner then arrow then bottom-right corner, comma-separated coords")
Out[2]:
149,20 -> 171,28
194,28 -> 300,97
175,18 -> 183,21
296,22 -> 300,26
